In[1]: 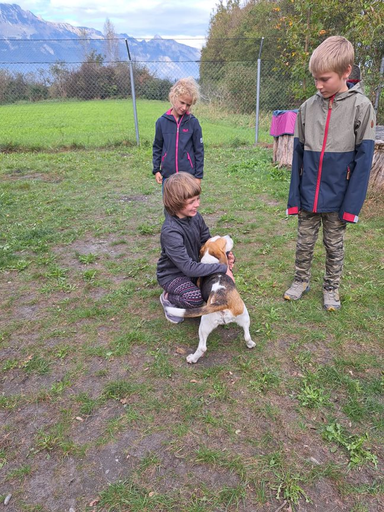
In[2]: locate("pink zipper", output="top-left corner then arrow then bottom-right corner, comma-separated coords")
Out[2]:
175,114 -> 184,173
313,95 -> 335,212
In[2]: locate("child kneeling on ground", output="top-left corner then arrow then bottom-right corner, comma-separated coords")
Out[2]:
157,172 -> 234,323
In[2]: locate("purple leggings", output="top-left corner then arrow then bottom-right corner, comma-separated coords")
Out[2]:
163,276 -> 204,309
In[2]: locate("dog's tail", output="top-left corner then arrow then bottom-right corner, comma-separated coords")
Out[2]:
166,302 -> 229,319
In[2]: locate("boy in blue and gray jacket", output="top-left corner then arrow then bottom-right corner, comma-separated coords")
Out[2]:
284,36 -> 376,311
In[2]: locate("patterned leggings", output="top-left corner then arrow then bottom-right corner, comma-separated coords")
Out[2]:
163,276 -> 204,309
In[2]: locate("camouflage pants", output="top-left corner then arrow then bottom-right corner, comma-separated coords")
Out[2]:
294,211 -> 347,289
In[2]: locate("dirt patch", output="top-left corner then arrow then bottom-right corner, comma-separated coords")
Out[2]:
119,194 -> 150,203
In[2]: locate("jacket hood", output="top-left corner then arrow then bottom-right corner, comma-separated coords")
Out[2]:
316,81 -> 364,103
162,110 -> 192,122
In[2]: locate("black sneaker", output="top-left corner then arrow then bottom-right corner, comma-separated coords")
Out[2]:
159,292 -> 184,324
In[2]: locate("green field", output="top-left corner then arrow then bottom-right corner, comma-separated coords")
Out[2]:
0,98 -> 271,151
0,111 -> 383,511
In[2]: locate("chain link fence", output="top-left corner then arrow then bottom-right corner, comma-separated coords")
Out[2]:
0,37 -> 381,149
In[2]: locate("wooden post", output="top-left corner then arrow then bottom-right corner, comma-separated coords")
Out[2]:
272,134 -> 294,167
369,140 -> 384,191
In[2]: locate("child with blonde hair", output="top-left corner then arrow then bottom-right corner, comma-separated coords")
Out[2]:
284,36 -> 375,311
152,77 -> 204,186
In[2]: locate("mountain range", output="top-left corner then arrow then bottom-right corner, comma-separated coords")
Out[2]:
0,3 -> 201,78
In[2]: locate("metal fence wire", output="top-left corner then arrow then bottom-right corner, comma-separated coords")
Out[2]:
0,59 -> 293,109
0,37 -> 382,147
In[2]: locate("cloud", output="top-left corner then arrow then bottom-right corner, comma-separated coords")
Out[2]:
16,0 -> 218,42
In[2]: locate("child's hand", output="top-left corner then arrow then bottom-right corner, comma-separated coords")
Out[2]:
226,252 -> 235,282
226,266 -> 235,282
227,251 -> 235,272
155,172 -> 163,184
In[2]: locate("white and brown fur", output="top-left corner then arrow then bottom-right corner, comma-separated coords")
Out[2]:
166,235 -> 255,363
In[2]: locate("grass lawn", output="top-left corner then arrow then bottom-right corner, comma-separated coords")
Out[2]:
0,98 -> 271,151
0,121 -> 383,510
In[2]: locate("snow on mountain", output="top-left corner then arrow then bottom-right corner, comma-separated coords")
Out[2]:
0,3 -> 200,78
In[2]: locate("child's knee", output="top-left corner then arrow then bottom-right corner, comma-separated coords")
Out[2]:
183,291 -> 204,308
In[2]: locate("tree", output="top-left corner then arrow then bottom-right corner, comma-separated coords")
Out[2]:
273,0 -> 384,103
49,61 -> 70,98
103,18 -> 120,64
203,0 -> 383,120
346,0 -> 384,114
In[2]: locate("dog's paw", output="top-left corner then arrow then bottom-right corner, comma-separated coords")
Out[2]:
186,354 -> 198,364
246,340 -> 256,349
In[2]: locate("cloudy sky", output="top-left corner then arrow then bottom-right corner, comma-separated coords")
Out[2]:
16,0 -> 220,47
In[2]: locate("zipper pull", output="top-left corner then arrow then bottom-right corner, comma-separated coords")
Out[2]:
329,95 -> 335,109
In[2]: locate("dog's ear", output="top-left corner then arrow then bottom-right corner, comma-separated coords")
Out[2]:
224,235 -> 234,253
211,238 -> 228,265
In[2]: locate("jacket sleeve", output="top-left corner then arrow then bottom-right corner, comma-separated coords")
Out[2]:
199,216 -> 211,246
286,108 -> 304,215
161,228 -> 226,278
192,118 -> 204,179
152,118 -> 164,175
339,102 -> 376,223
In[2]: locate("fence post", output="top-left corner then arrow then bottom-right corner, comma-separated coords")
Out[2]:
125,39 -> 140,146
255,37 -> 264,145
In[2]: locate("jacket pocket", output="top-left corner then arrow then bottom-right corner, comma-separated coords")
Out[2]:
346,162 -> 355,180
160,152 -> 167,170
187,152 -> 194,168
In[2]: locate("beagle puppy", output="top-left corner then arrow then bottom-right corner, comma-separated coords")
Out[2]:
166,235 -> 255,363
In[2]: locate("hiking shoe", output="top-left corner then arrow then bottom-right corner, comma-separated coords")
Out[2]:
284,280 -> 310,301
160,292 -> 184,324
323,288 -> 341,311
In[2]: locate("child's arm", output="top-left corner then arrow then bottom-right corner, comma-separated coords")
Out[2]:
339,102 -> 376,222
152,119 -> 164,181
163,230 -> 227,279
192,118 -> 204,179
200,219 -> 211,247
287,108 -> 304,215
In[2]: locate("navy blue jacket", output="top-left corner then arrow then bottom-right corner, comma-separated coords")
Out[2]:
152,109 -> 204,179
157,212 -> 227,287
287,83 -> 376,223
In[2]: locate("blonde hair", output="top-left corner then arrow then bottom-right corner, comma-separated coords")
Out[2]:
309,36 -> 354,76
169,77 -> 200,109
163,172 -> 201,216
